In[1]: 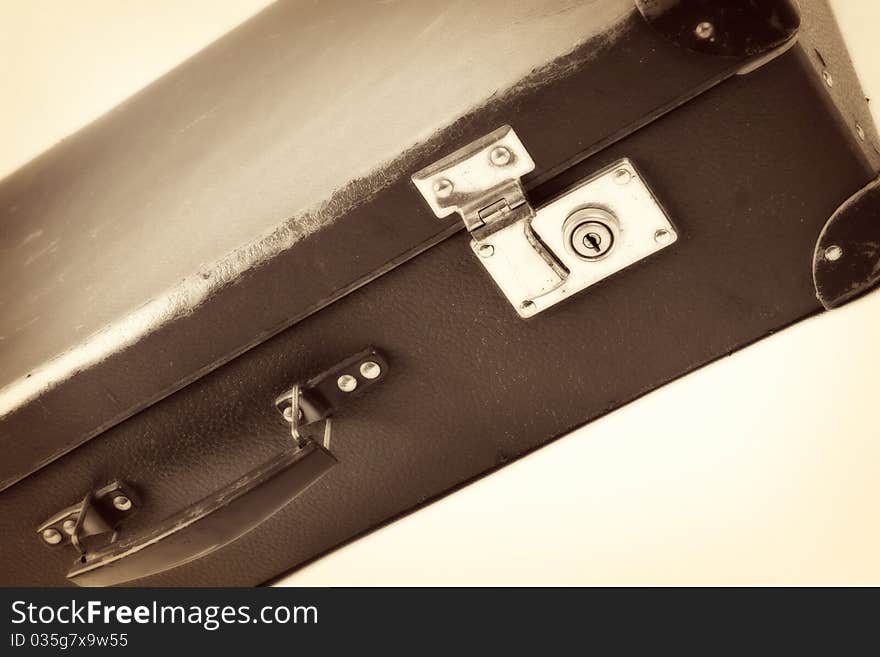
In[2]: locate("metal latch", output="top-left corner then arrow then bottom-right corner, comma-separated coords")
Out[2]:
412,126 -> 678,317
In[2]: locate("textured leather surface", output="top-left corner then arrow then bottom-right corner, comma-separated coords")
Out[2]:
0,42 -> 875,585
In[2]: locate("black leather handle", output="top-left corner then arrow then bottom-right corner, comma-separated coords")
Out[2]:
67,442 -> 337,586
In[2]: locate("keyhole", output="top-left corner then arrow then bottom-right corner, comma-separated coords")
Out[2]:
583,232 -> 602,252
566,216 -> 615,260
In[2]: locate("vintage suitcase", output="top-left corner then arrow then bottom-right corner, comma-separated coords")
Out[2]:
1,0 -> 879,586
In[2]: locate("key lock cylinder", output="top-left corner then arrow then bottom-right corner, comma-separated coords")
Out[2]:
412,126 -> 678,317
563,207 -> 619,260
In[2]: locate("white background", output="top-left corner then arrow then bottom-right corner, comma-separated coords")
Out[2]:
1,1 -> 878,585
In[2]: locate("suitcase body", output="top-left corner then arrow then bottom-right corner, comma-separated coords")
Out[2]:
1,0 -> 879,585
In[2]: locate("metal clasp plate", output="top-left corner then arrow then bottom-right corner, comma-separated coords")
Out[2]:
412,126 -> 678,318
411,126 -> 535,233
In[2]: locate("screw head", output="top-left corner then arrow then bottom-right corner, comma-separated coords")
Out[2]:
489,146 -> 513,166
337,374 -> 358,392
62,519 -> 77,535
822,70 -> 833,87
112,495 -> 132,512
42,528 -> 63,545
613,168 -> 632,185
654,229 -> 674,245
433,178 -> 454,199
478,243 -> 495,258
694,21 -> 715,40
824,245 -> 843,261
856,123 -> 866,141
359,361 -> 382,380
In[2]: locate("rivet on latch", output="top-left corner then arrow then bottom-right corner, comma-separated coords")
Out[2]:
613,168 -> 632,185
654,229 -> 674,245
433,178 -> 454,199
62,519 -> 77,535
478,244 -> 495,258
489,146 -> 512,167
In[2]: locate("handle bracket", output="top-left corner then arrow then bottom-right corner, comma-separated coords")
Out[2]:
37,481 -> 137,550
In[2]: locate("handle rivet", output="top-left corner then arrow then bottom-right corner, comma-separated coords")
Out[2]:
112,495 -> 132,512
359,361 -> 382,379
694,21 -> 714,40
337,374 -> 358,392
42,528 -> 62,545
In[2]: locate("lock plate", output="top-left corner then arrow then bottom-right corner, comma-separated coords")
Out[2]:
412,127 -> 677,317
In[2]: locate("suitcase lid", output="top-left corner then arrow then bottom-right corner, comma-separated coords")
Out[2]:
0,0 -> 805,490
